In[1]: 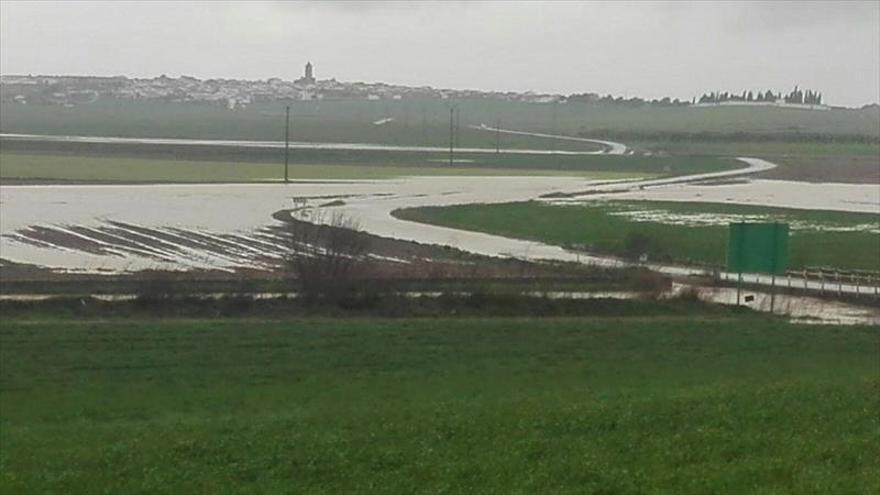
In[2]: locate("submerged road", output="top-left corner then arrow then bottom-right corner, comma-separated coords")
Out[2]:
316,158 -> 779,266
312,149 -> 877,298
321,158 -> 877,298
470,124 -> 628,155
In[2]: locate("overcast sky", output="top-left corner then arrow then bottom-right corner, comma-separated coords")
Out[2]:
1,0 -> 878,106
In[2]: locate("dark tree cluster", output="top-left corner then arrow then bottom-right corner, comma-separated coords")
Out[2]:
566,92 -> 688,107
697,86 -> 822,105
783,86 -> 823,104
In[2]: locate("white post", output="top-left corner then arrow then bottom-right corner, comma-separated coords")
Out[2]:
770,273 -> 776,312
736,271 -> 742,305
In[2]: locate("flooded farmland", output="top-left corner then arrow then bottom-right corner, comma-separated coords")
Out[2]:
2,172 -> 878,274
566,179 -> 880,214
0,176 -> 594,272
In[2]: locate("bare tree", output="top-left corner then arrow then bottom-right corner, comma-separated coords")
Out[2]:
283,208 -> 373,301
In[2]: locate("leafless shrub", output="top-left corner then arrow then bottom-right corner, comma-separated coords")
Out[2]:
634,270 -> 672,300
283,208 -> 374,301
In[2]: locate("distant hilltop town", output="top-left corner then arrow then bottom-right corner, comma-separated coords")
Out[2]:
0,62 -> 845,110
0,63 -> 569,109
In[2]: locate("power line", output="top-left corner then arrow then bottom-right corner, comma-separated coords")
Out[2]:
455,107 -> 460,149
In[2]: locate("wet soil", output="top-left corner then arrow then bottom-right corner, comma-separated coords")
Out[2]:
759,155 -> 880,184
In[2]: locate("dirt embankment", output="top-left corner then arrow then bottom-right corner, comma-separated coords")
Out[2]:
759,155 -> 880,184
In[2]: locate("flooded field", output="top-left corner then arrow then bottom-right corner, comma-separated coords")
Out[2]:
2,155 -> 877,300
562,178 -> 880,213
692,285 -> 880,326
602,203 -> 880,233
3,171 -> 878,272
0,177 -> 594,272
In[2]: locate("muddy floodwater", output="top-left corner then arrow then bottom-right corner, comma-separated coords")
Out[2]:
2,172 -> 878,274
569,179 -> 879,214
0,176 -> 594,272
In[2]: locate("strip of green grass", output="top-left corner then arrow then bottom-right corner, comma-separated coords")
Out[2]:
0,99 -> 601,151
1,317 -> 877,494
394,201 -> 880,271
0,152 -> 650,182
763,154 -> 880,184
0,141 -> 740,175
2,99 -> 877,144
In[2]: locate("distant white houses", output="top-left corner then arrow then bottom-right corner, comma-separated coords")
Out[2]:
2,68 -> 578,106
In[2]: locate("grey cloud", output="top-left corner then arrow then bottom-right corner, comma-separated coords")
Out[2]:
1,0 -> 877,106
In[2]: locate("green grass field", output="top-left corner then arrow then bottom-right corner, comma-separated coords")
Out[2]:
1,316 -> 878,494
0,152 -> 635,181
0,99 -> 603,151
2,99 -> 877,156
0,152 -> 741,183
764,154 -> 880,184
394,201 -> 880,271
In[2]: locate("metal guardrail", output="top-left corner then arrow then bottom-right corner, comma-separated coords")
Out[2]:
696,263 -> 879,300
786,268 -> 880,297
563,249 -> 880,300
713,267 -> 879,298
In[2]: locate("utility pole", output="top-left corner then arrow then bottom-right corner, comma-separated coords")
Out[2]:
284,105 -> 290,184
421,105 -> 427,146
454,107 -> 460,149
770,222 -> 779,313
449,107 -> 454,166
495,118 -> 501,154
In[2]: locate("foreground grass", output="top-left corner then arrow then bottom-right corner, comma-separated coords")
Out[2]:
1,316 -> 878,494
394,201 -> 880,271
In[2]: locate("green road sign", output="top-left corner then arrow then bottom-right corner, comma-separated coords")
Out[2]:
727,222 -> 789,275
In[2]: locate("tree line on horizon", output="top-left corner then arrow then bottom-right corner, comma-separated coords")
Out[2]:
697,86 -> 823,105
565,86 -> 825,107
565,93 -> 689,107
